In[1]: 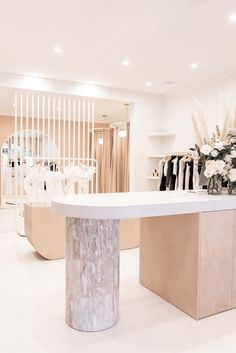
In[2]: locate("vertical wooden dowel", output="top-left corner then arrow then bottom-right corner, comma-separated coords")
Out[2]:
73,99 -> 76,162
47,97 -> 51,162
68,99 -> 71,161
78,100 -> 81,161
87,101 -> 90,165
42,96 -> 45,157
83,100 -> 85,160
31,95 -> 34,157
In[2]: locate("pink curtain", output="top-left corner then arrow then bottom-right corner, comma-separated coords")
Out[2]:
93,125 -> 130,193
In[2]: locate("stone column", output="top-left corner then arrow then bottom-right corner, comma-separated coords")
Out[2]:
66,217 -> 120,332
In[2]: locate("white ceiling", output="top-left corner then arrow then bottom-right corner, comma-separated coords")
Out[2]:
0,0 -> 236,94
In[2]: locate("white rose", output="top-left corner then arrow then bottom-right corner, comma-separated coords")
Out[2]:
200,144 -> 213,155
229,128 -> 236,136
214,142 -> 224,150
214,160 -> 226,175
231,138 -> 236,144
231,150 -> 236,158
228,168 -> 236,182
211,149 -> 218,158
204,160 -> 215,178
225,154 -> 232,163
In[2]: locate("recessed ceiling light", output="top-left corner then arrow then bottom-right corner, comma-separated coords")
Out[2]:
54,47 -> 63,54
191,63 -> 198,69
122,60 -> 130,66
230,14 -> 236,22
145,81 -> 152,86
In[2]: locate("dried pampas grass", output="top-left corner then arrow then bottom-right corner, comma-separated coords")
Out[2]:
192,113 -> 203,146
193,97 -> 210,143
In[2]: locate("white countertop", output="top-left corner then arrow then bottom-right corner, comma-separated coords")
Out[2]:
52,190 -> 236,219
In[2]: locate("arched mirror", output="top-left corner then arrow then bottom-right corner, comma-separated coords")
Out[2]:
1,129 -> 58,206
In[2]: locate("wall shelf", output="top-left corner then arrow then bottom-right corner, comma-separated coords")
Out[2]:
147,155 -> 163,158
148,132 -> 175,137
147,176 -> 159,180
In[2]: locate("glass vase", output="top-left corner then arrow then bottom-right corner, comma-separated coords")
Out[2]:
228,181 -> 236,195
207,175 -> 222,195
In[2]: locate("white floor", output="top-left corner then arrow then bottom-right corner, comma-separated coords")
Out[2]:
1,208 -> 236,353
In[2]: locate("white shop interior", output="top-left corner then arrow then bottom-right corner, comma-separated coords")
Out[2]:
2,1 -> 236,352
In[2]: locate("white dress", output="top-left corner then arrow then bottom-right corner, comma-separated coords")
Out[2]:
193,160 -> 200,190
177,157 -> 186,191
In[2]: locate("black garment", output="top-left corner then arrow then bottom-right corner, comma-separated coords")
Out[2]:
49,163 -> 58,172
160,163 -> 166,191
188,160 -> 194,190
166,157 -> 175,189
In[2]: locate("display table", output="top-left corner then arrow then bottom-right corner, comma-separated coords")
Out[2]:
24,203 -> 139,260
52,191 -> 236,332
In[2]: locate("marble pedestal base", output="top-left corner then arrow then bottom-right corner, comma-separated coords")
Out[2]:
66,217 -> 120,332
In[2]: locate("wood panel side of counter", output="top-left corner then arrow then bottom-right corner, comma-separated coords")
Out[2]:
140,210 -> 235,320
139,214 -> 200,318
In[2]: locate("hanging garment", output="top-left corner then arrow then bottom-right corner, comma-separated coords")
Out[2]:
175,156 -> 182,190
178,157 -> 186,191
193,160 -> 200,190
184,163 -> 190,191
172,156 -> 178,175
188,160 -> 194,190
160,162 -> 167,191
158,159 -> 165,190
169,156 -> 178,190
164,159 -> 169,177
166,157 -> 175,190
160,156 -> 171,191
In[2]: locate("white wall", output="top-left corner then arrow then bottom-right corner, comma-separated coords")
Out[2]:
130,99 -> 163,191
4,72 -> 236,192
163,74 -> 236,153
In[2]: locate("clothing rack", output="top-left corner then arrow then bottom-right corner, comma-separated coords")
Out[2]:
158,152 -> 205,192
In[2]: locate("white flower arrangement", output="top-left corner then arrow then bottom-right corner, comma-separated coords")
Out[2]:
192,126 -> 236,194
200,144 -> 213,156
204,160 -> 226,178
